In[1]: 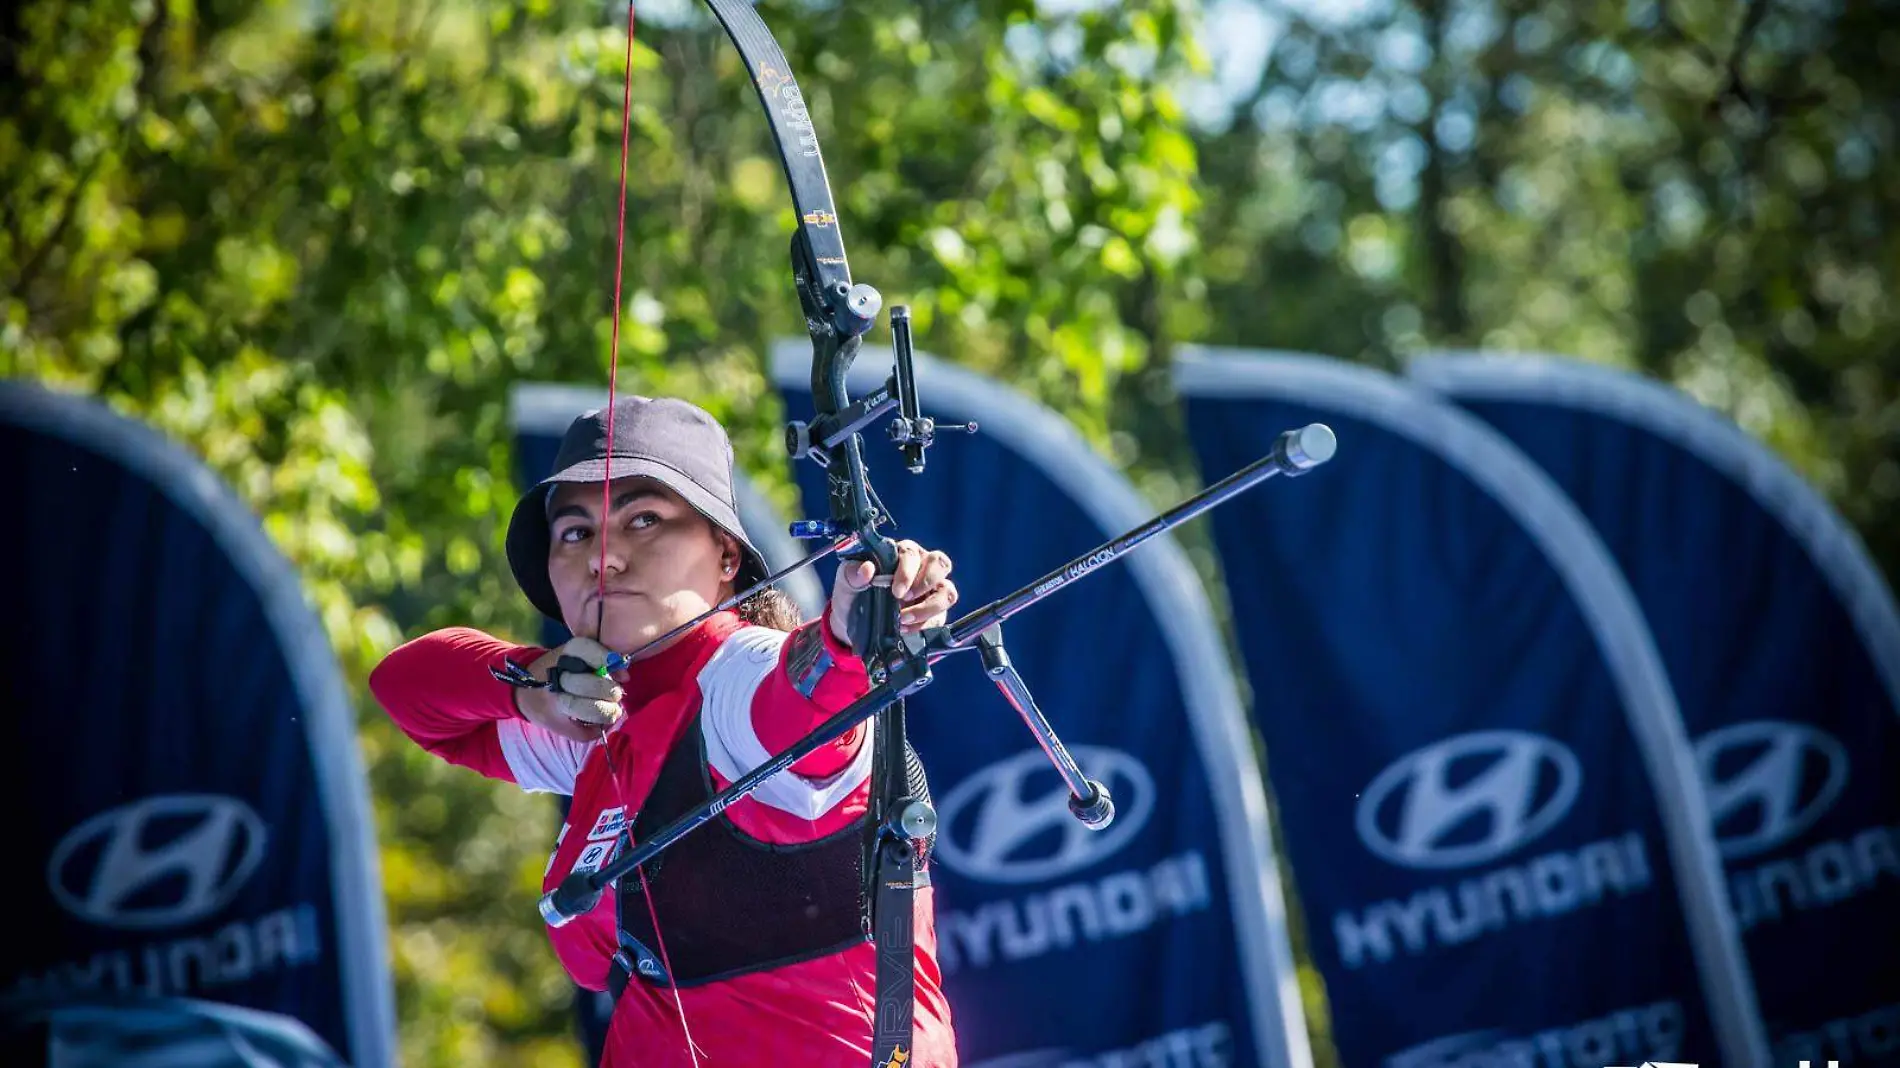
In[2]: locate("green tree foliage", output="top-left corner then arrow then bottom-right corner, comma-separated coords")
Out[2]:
2,1 -> 1206,1063
1186,0 -> 1898,584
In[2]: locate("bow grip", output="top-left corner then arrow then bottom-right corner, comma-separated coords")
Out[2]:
843,536 -> 900,655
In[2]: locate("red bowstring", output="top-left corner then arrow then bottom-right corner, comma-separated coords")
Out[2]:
598,741 -> 702,1065
601,2 -> 702,1063
598,0 -> 633,615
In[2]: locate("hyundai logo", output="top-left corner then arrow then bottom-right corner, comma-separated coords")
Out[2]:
1695,720 -> 1848,860
1356,730 -> 1582,870
48,794 -> 269,930
934,747 -> 1153,885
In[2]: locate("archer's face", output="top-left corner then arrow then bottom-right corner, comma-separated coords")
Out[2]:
545,477 -> 738,656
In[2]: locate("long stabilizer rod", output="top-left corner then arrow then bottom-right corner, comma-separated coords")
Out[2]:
539,423 -> 1336,927
945,423 -> 1336,646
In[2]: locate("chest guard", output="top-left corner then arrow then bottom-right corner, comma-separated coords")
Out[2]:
608,710 -> 933,995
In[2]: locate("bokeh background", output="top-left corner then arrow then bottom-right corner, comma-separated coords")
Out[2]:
4,0 -> 1893,1065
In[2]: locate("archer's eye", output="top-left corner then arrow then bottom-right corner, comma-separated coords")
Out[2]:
556,524 -> 592,545
630,511 -> 661,531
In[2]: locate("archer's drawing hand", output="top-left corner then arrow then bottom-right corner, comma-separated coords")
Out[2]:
514,637 -> 625,742
829,539 -> 959,650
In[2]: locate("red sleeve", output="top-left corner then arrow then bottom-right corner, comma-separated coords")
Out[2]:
367,627 -> 547,784
750,604 -> 873,779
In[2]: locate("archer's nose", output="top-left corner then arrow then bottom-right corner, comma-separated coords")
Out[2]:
589,546 -> 629,577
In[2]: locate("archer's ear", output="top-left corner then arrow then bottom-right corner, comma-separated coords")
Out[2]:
710,525 -> 743,566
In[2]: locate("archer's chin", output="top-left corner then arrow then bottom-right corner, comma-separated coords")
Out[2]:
595,606 -> 668,652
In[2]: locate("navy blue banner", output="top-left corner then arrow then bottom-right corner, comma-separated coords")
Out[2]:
0,382 -> 394,1067
1412,352 -> 1900,1068
1171,349 -> 1767,1068
772,342 -> 1311,1068
1,992 -> 353,1068
508,382 -> 829,1065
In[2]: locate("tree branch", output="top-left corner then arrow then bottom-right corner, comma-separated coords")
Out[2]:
1416,0 -> 1468,340
9,151 -> 107,301
11,9 -> 169,304
1714,0 -> 1774,113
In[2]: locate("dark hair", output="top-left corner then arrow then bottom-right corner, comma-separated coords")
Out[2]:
737,587 -> 804,632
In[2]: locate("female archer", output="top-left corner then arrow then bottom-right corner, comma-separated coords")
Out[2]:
370,395 -> 960,1066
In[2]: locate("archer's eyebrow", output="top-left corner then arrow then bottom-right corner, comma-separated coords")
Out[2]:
548,487 -> 667,524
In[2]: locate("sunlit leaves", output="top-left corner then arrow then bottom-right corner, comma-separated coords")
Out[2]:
1189,0 -> 1896,577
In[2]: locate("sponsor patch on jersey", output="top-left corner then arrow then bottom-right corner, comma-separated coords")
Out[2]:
786,624 -> 835,698
572,837 -> 619,877
588,806 -> 627,841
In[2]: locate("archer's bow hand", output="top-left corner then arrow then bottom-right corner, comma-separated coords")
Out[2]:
514,637 -> 626,742
828,539 -> 959,652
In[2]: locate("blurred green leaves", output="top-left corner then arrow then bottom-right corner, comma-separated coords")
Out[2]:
1188,0 -> 1897,579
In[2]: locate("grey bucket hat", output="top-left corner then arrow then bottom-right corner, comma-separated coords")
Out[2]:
506,395 -> 769,623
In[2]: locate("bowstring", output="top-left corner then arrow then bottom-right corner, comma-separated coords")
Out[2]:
600,2 -> 702,1063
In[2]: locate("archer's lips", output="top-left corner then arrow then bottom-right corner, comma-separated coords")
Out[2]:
585,589 -> 644,606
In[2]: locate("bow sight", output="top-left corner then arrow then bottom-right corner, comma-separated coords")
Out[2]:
784,306 -> 979,478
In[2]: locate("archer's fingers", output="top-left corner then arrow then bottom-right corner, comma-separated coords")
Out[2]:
556,670 -> 622,705
840,559 -> 877,591
899,579 -> 958,629
896,549 -> 952,602
536,708 -> 610,743
890,541 -> 927,595
555,692 -> 623,727
560,636 -> 613,666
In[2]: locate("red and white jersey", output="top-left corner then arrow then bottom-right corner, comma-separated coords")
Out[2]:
370,610 -> 957,1067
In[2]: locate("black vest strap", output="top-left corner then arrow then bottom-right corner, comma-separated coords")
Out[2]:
607,711 -> 933,995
